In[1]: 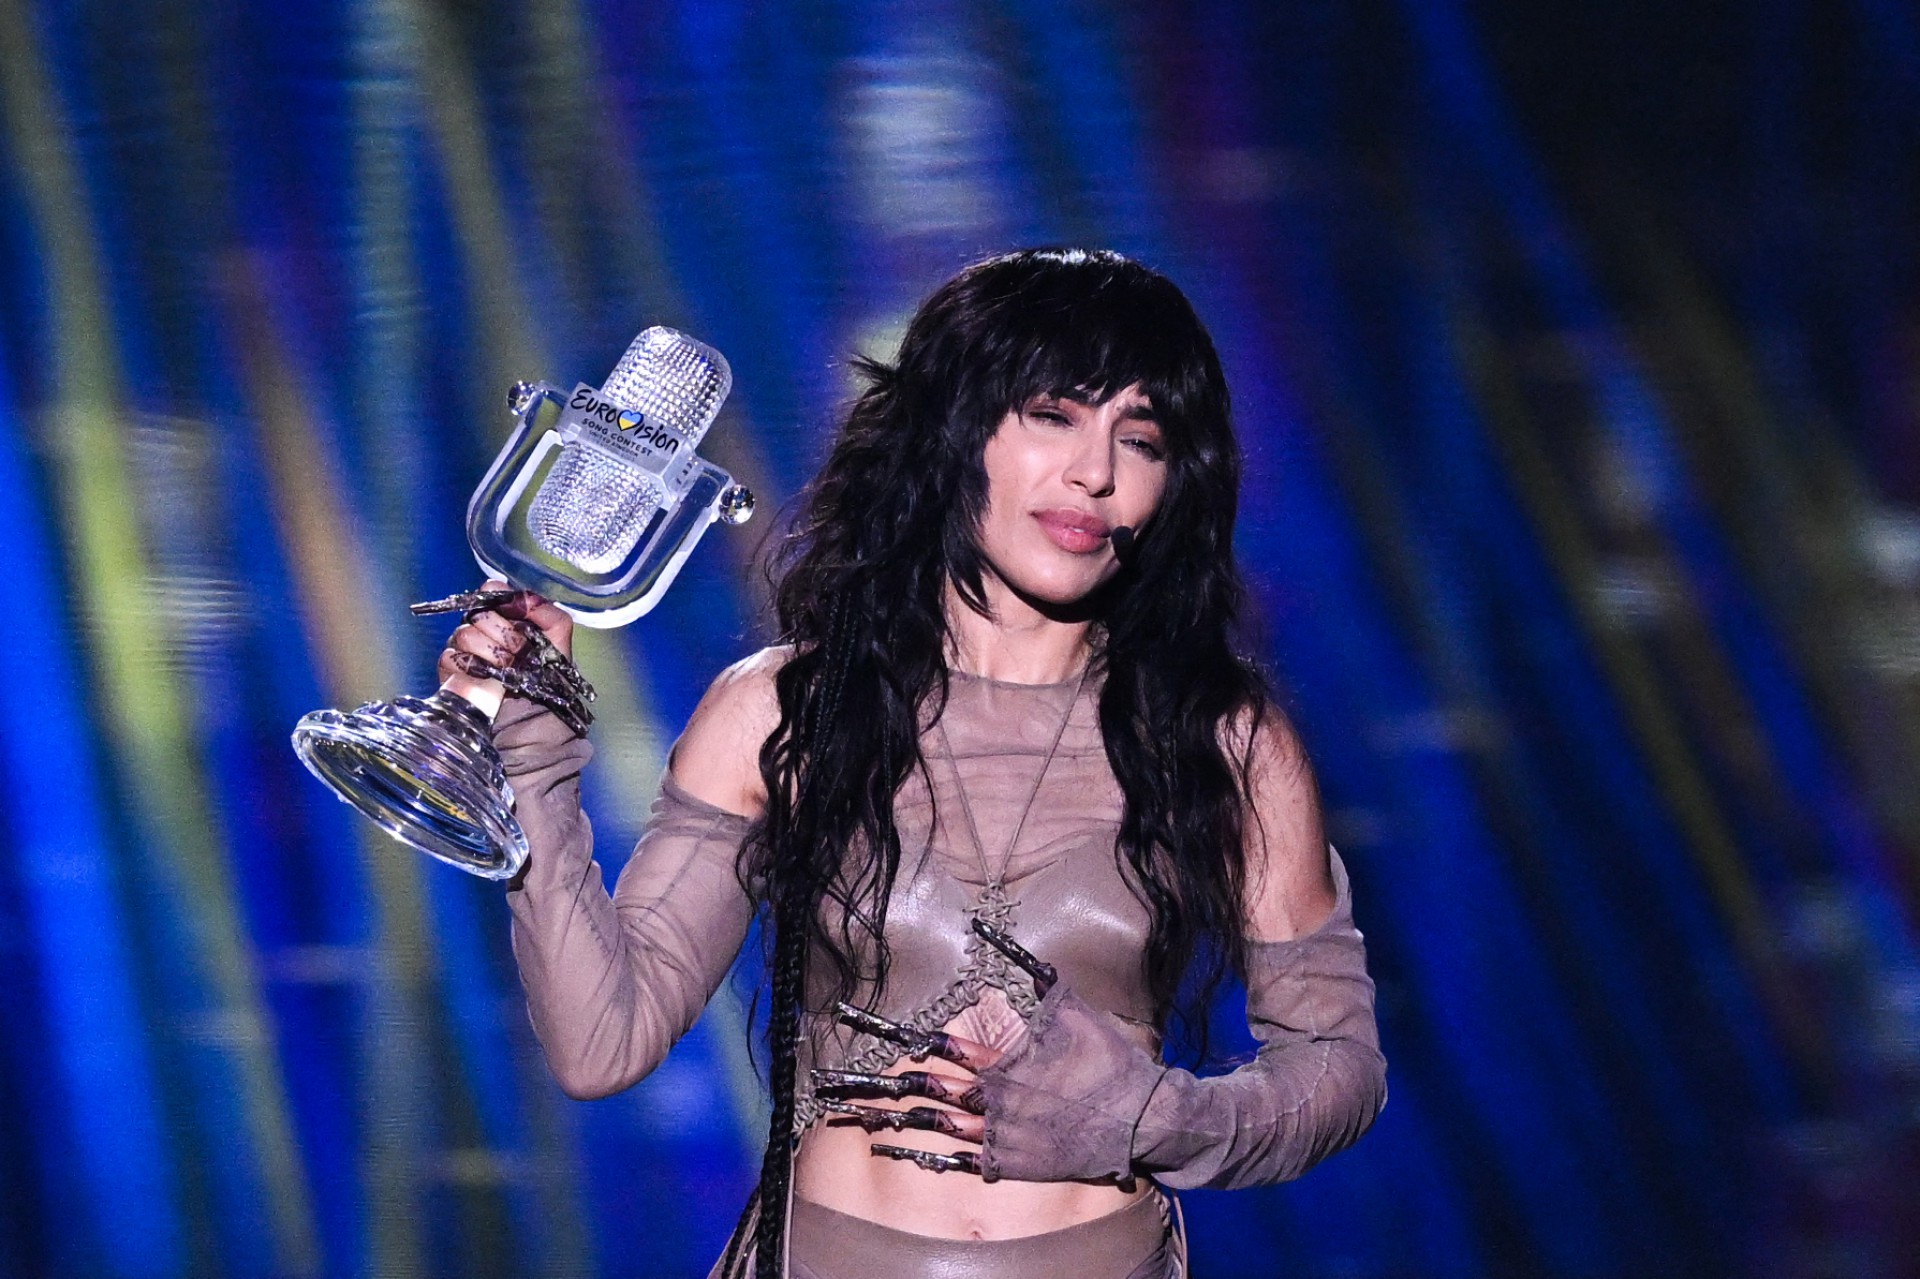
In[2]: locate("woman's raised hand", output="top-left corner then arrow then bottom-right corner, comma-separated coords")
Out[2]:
436,581 -> 576,719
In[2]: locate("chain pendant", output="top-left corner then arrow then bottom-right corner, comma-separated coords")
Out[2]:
963,883 -> 1040,1015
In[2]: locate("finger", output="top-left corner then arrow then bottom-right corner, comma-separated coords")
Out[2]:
459,604 -> 518,637
869,1145 -> 982,1176
493,588 -> 550,622
518,592 -> 570,629
818,1100 -> 984,1143
444,649 -> 507,683
519,596 -> 574,655
486,590 -> 573,658
832,1003 -> 1003,1071
811,1068 -> 986,1115
939,1033 -> 999,1072
451,619 -> 521,666
508,618 -> 563,662
441,640 -> 508,677
458,611 -> 512,640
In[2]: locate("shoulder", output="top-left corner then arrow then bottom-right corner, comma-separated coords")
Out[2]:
667,644 -> 792,818
1228,702 -> 1337,942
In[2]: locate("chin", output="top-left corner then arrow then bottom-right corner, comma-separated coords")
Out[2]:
1004,568 -> 1118,614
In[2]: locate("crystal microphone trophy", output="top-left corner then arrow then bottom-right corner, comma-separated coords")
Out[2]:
292,327 -> 755,880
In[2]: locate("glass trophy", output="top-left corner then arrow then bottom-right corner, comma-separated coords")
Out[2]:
292,328 -> 754,880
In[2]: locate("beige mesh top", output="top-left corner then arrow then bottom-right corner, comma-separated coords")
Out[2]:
494,661 -> 1385,1190
497,669 -> 1151,1104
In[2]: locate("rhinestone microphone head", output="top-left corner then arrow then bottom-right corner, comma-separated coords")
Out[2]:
526,329 -> 732,573
600,327 -> 732,447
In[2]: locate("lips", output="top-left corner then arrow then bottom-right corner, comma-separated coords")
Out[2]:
1034,508 -> 1112,554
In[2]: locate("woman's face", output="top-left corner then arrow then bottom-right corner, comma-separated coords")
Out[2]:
973,383 -> 1169,610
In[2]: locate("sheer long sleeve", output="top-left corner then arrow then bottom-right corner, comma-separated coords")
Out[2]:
976,849 -> 1385,1189
495,695 -> 760,1100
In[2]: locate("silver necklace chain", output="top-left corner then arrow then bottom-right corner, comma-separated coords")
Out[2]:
934,664 -> 1089,893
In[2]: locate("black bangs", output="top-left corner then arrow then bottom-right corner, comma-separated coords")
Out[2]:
918,247 -> 1230,461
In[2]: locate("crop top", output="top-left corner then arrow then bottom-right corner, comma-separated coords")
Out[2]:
495,665 -> 1385,1191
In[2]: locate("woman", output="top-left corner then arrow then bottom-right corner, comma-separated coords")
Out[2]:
445,248 -> 1386,1278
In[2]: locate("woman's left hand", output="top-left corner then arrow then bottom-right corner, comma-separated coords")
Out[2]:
811,1009 -> 1002,1173
812,919 -> 1081,1176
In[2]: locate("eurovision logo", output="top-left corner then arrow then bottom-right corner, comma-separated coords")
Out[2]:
569,384 -> 682,457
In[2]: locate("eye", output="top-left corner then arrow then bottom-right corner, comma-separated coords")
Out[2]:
1122,433 -> 1167,462
1022,400 -> 1073,426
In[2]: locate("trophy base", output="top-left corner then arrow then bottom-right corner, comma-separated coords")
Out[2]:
292,690 -> 530,880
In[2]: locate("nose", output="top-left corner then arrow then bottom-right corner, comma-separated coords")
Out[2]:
1063,434 -> 1116,498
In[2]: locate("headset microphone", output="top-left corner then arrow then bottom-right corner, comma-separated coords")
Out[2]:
1110,525 -> 1136,562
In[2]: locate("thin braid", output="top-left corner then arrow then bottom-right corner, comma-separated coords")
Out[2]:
818,596 -> 852,733
716,1188 -> 758,1279
752,897 -> 807,1279
751,601 -> 857,1278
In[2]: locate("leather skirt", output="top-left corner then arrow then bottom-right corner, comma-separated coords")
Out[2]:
779,1189 -> 1179,1279
714,1182 -> 1175,1275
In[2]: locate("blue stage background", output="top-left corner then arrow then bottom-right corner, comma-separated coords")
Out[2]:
2,2 -> 1917,1275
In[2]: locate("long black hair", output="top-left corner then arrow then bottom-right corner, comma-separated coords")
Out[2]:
732,248 -> 1274,1277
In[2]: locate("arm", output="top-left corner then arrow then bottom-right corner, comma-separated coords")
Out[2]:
496,697 -> 759,1100
1130,846 -> 1383,1187
455,603 -> 778,1100
974,711 -> 1386,1188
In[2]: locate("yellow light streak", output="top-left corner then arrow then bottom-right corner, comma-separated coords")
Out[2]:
0,4 -> 320,1272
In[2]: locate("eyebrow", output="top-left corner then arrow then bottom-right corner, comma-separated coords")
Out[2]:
1033,392 -> 1161,423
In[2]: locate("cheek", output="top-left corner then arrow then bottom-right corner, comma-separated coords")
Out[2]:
980,441 -> 1049,520
977,436 -> 1016,517
1126,470 -> 1170,528
972,464 -> 1027,556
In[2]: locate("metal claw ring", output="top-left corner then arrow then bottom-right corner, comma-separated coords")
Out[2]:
970,918 -> 1058,997
870,1144 -> 980,1175
410,588 -> 520,617
819,1099 -> 962,1136
811,1068 -> 914,1100
833,1001 -> 944,1061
